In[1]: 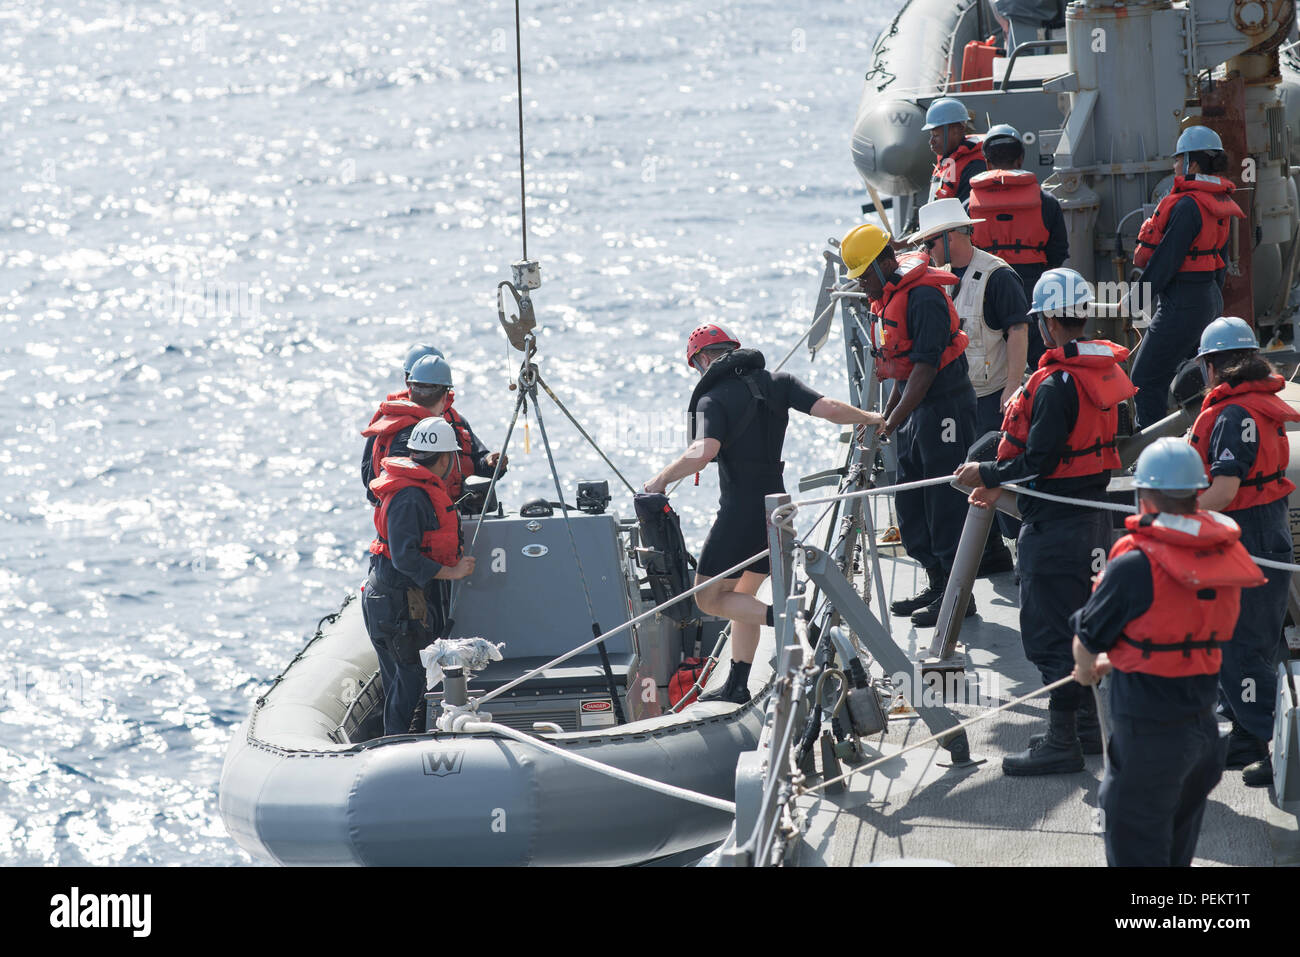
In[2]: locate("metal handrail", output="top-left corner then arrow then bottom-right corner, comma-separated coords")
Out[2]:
998,38 -> 1068,92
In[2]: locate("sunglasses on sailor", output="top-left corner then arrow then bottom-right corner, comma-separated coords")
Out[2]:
410,383 -> 448,397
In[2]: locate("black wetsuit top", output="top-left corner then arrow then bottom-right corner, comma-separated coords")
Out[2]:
691,349 -> 822,506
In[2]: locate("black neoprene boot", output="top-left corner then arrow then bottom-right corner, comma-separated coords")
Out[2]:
1003,709 -> 1085,776
891,566 -> 944,617
1030,692 -> 1102,754
698,661 -> 752,705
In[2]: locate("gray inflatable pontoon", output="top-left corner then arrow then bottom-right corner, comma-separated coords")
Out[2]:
219,509 -> 773,866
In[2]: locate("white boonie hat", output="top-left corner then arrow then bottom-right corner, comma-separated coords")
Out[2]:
907,198 -> 985,244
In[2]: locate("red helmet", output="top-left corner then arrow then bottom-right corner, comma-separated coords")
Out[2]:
686,324 -> 740,368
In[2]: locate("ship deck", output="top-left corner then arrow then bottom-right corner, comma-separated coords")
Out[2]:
786,509 -> 1300,867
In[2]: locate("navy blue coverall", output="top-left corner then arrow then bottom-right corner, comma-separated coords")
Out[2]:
1130,197 -> 1228,428
893,285 -> 979,577
978,360 -> 1113,710
364,485 -> 452,735
1071,550 -> 1226,866
1202,404 -> 1292,742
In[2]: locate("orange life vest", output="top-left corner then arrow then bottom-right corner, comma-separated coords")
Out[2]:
869,255 -> 966,381
367,389 -> 411,427
442,404 -> 477,500
1133,175 -> 1242,272
929,137 -> 985,201
968,169 -> 1050,264
1189,375 -> 1299,511
1105,511 -> 1265,677
369,457 -> 462,567
361,398 -> 436,484
367,387 -> 457,424
996,340 -> 1136,478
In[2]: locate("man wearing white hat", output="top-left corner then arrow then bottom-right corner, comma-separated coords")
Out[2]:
910,198 -> 1030,575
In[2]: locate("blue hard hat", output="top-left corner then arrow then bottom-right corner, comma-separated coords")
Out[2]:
1196,316 -> 1258,358
1133,438 -> 1210,493
983,123 -> 1021,149
1031,267 -> 1093,316
403,343 -> 445,375
921,97 -> 971,131
408,354 -> 453,388
1174,126 -> 1224,156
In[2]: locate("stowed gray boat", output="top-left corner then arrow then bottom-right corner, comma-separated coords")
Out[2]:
219,496 -> 773,866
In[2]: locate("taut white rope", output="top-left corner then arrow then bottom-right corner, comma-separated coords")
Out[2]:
459,719 -> 736,813
801,676 -> 1076,797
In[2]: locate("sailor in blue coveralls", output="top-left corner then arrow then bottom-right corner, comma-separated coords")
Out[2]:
1188,317 -> 1298,785
364,418 -> 477,734
1129,126 -> 1243,428
1071,439 -> 1265,866
956,268 -> 1135,775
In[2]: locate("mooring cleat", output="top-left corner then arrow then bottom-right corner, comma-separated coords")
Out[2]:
936,730 -> 982,769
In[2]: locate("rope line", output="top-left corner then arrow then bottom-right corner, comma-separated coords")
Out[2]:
472,547 -> 770,707
525,380 -> 627,722
535,372 -> 637,495
527,383 -> 603,631
778,477 -> 1300,573
800,676 -> 1076,797
446,370 -> 530,622
461,720 -> 736,813
513,0 -> 528,260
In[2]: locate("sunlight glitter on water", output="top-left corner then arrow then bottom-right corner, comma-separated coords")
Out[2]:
1,0 -> 883,864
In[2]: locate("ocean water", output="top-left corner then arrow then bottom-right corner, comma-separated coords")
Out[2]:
0,0 -> 886,864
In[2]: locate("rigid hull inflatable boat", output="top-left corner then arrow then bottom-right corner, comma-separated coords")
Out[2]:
219,500 -> 773,866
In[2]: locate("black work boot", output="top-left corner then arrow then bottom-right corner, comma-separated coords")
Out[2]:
1242,756 -> 1273,788
1031,693 -> 1103,754
977,538 -> 1015,577
1224,723 -> 1269,770
890,565 -> 944,617
1003,709 -> 1085,776
910,591 -> 976,628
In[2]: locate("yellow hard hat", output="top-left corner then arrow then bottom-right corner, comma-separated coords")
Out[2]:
841,224 -> 891,279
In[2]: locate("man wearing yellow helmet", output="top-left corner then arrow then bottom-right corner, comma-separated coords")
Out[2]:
841,223 -> 979,627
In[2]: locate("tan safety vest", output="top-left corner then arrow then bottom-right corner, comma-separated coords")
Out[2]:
944,247 -> 1017,398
